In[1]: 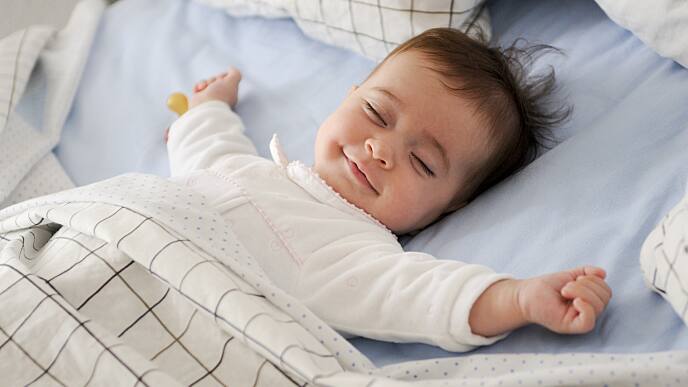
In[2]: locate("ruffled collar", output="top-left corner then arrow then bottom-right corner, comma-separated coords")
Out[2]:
269,134 -> 394,236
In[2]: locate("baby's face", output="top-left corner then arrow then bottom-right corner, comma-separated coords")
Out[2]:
314,51 -> 491,234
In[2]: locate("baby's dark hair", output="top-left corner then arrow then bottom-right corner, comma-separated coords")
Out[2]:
381,28 -> 570,203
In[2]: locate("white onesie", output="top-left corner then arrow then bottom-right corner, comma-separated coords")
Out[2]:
166,101 -> 512,352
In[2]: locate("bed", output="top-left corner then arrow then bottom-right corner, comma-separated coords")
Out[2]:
2,0 -> 688,384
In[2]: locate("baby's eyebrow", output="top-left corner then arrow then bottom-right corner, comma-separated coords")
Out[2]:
371,87 -> 401,107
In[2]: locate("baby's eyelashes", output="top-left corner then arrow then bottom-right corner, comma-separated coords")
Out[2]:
364,101 -> 387,127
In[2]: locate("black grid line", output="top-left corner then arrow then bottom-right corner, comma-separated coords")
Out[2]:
60,238 -> 225,385
67,203 -> 96,228
448,0 -> 455,27
0,295 -> 55,351
151,310 -> 198,361
46,239 -> 109,282
116,216 -> 153,249
0,323 -> 67,387
118,288 -> 170,338
92,206 -> 124,235
309,369 -> 348,386
188,336 -> 234,386
347,0 -> 367,57
652,238 -> 687,299
660,235 -> 687,294
299,17 -> 400,46
145,260 -> 313,385
7,200 -> 333,384
242,312 -> 299,337
279,344 -> 335,364
41,275 -> 64,299
317,0 -> 336,48
375,0 -> 387,54
207,260 -> 265,297
82,343 -> 126,386
43,202 -> 71,225
27,231 -> 42,251
0,275 -> 24,298
15,202 -> 242,383
76,260 -> 134,310
178,259 -> 214,290
0,263 -> 150,386
148,239 -> 191,272
26,318 -> 92,386
251,360 -> 269,387
28,213 -> 44,226
351,0 -> 473,14
133,368 -> 171,387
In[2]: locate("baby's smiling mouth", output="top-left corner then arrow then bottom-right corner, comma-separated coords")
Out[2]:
345,153 -> 379,194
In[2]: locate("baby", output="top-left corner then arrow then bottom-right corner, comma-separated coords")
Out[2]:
166,28 -> 611,351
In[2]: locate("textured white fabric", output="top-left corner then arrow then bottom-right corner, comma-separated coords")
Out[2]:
595,0 -> 688,68
166,100 -> 512,351
0,0 -> 103,208
2,171 -> 688,386
0,174 -> 354,386
640,180 -> 688,326
193,0 -> 491,61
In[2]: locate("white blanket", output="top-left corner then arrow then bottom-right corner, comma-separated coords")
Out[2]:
2,2 -> 688,385
0,0 -> 103,208
1,173 -> 688,386
595,0 -> 688,68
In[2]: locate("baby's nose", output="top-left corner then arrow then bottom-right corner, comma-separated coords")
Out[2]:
365,138 -> 393,169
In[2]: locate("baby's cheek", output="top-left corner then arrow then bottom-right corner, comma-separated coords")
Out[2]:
376,196 -> 425,234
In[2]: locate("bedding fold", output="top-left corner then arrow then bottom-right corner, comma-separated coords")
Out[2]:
1,172 -> 687,386
0,0 -> 105,208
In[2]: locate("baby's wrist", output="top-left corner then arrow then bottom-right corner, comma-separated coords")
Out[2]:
505,279 -> 529,326
469,278 -> 529,337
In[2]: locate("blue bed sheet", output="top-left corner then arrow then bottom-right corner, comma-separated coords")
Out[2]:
50,0 -> 688,367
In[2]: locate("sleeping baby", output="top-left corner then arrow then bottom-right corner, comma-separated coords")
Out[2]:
165,28 -> 611,351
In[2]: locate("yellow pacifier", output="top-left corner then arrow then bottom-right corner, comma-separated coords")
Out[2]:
167,92 -> 189,116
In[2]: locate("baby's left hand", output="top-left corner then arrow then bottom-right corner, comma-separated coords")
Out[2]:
517,266 -> 612,334
189,66 -> 242,109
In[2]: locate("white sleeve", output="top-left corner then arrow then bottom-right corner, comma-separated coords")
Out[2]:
166,101 -> 258,177
295,239 -> 513,352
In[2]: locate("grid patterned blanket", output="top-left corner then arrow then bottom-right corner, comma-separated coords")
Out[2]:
2,1 -> 688,386
194,0 -> 491,61
2,173 -> 688,387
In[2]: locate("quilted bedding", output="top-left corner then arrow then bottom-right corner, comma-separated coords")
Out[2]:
3,1 -> 688,385
2,173 -> 688,386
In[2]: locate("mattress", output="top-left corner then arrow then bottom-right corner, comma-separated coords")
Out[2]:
44,0 -> 688,367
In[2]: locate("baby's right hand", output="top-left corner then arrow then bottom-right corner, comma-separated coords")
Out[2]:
189,66 -> 242,109
517,266 -> 612,334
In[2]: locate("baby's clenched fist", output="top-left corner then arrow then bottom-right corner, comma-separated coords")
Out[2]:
517,266 -> 612,334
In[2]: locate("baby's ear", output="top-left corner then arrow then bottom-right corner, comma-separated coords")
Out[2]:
348,85 -> 359,95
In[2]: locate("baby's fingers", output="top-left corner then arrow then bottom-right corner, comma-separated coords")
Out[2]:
194,80 -> 208,93
561,280 -> 606,315
577,275 -> 612,305
568,298 -> 596,333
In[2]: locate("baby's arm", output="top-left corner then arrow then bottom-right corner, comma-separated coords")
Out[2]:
166,67 -> 259,177
469,266 -> 612,337
297,231 -> 611,351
